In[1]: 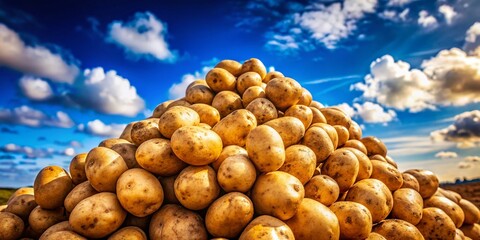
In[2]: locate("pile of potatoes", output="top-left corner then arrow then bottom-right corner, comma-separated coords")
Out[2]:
1,58 -> 480,240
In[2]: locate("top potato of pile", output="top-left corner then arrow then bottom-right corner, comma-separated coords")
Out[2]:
2,58 -> 480,240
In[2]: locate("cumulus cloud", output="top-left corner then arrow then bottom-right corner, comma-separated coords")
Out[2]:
418,10 -> 437,28
438,5 -> 457,25
77,119 -> 126,138
0,24 -> 79,83
18,76 -> 53,101
458,161 -> 472,169
465,156 -> 480,162
332,103 -> 355,118
463,22 -> 480,54
53,140 -> 82,148
435,151 -> 458,159
353,102 -> 396,124
107,12 -> 177,62
379,9 -> 409,22
265,34 -> 300,53
386,0 -> 412,7
0,143 -> 74,159
431,110 -> 480,148
168,66 -> 212,99
0,105 -> 74,128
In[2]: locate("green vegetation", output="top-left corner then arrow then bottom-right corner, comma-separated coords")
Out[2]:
0,188 -> 16,205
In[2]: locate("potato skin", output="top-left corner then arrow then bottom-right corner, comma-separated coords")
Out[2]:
245,98 -> 278,125
130,119 -> 162,145
401,172 -> 420,192
116,168 -> 164,217
206,67 -> 237,93
370,160 -> 403,191
108,226 -> 147,240
320,108 -> 351,129
265,77 -> 302,110
44,230 -> 87,239
39,221 -> 73,240
366,233 -> 387,240
0,212 -> 24,240
69,192 -> 127,238
5,194 -> 37,221
297,87 -> 313,105
285,105 -> 313,129
34,166 -> 73,210
304,175 -> 340,206
343,139 -> 368,154
239,215 -> 294,240
212,109 -> 257,147
29,206 -> 67,234
185,84 -> 215,105
310,106 -> 327,124
119,122 -> 136,142
404,169 -> 439,199
322,149 -> 359,192
264,116 -> 305,147
136,138 -> 186,176
310,123 -> 339,149
246,125 -> 285,172
343,147 -> 372,181
416,207 -> 456,240
348,121 -> 363,140
361,136 -> 387,157
215,59 -> 242,76
174,165 -> 220,210
85,147 -> 128,192
241,58 -> 267,80
424,196 -> 465,228
99,138 -> 130,148
69,153 -> 88,184
251,171 -> 304,220
459,199 -> 480,224
302,126 -> 334,163
286,198 -> 340,240
345,179 -> 393,223
110,143 -> 140,169
205,192 -> 254,238
149,204 -> 208,240
217,155 -> 257,193
329,201 -> 372,239
212,91 -> 243,118
263,71 -> 284,83
278,145 -> 316,185
237,71 -> 262,95
171,126 -> 223,166
372,219 -> 424,240
390,188 -> 423,225
151,100 -> 173,118
460,223 -> 480,240
211,145 -> 248,171
189,103 -> 221,127
158,106 -> 200,138
7,187 -> 34,204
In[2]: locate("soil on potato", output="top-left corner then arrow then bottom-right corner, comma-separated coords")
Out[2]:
442,181 -> 480,209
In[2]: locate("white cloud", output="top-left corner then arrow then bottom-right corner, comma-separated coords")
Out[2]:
435,151 -> 458,159
77,119 -> 126,138
0,24 -> 79,83
438,5 -> 457,25
465,156 -> 480,162
168,66 -> 212,99
332,103 -> 355,118
0,105 -> 74,128
379,8 -> 409,22
107,12 -> 177,62
18,76 -> 53,101
63,147 -> 75,157
265,34 -> 299,52
71,67 -> 145,117
384,135 -> 455,158
353,101 -> 396,124
431,110 -> 480,148
463,22 -> 480,54
418,10 -> 438,28
0,143 -> 73,159
386,0 -> 412,7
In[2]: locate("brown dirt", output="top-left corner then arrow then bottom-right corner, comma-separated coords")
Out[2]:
442,182 -> 480,209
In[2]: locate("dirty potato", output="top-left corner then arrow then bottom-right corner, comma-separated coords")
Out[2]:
171,126 -> 223,166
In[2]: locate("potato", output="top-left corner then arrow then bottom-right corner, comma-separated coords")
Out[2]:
5,194 -> 37,221
241,58 -> 267,80
265,77 -> 302,110
242,86 -> 265,106
460,223 -> 480,240
310,106 -> 327,124
69,153 -> 87,184
251,171 -> 304,220
118,122 -> 135,142
215,59 -> 242,76
286,198 -> 340,240
212,109 -> 257,147
69,192 -> 127,238
310,122 -> 339,149
329,201 -> 372,239
130,119 -> 162,145
39,221 -> 73,240
404,169 -> 439,198
174,165 -> 220,210
345,179 -> 393,223
304,175 -> 340,206
34,166 -> 73,209
206,67 -> 236,92
284,105 -> 313,129
108,226 -> 147,240
136,138 -> 186,176
117,168 -> 164,217
7,187 -> 34,204
206,192 -> 254,238
310,100 -> 324,109
168,98 -> 191,108
391,188 -> 423,225
322,149 -> 359,192
217,155 -> 257,193
237,71 -> 262,95
158,106 -> 200,138
29,206 -> 67,234
151,100 -> 173,118
239,215 -> 294,240
189,103 -> 221,127
302,126 -> 334,164
43,230 -> 86,239
344,139 -> 368,154
158,175 -> 179,204
370,160 -> 403,191
424,196 -> 465,228
361,136 -> 387,157
371,154 -> 387,162
64,181 -> 98,213
149,204 -> 207,240
171,126 -> 223,166
372,219 -> 424,240
320,108 -> 351,129
264,116 -> 305,147
212,91 -> 243,118
416,207 -> 456,240
333,125 -> 349,147
263,70 -> 284,83
438,188 -> 462,203
246,125 -> 285,172
110,142 -> 139,168
348,121 -> 362,140
278,145 -> 316,185
459,199 -> 480,224
85,147 -> 128,192
211,145 -> 248,171
0,205 -> 6,212
401,172 -> 420,192
343,147 -> 372,181
99,138 -> 130,148
455,228 -> 466,240
385,155 -> 398,168
366,232 -> 387,240
297,87 -> 312,106
0,212 -> 24,240
185,84 -> 215,105
245,98 -> 278,124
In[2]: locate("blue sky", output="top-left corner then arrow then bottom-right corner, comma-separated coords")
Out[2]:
0,0 -> 479,187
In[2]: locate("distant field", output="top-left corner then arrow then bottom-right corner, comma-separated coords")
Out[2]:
442,182 -> 480,209
0,188 -> 16,205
